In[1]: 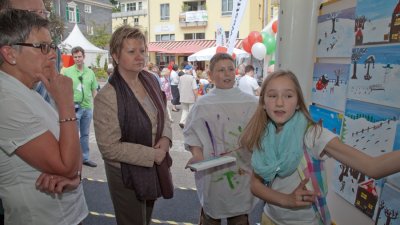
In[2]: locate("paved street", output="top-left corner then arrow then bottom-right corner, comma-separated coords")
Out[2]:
81,91 -> 262,224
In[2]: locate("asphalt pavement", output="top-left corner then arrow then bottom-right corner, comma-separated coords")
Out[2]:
81,93 -> 262,225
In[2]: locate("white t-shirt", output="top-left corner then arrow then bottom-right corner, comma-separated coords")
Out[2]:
264,127 -> 337,225
238,75 -> 260,96
183,87 -> 259,218
170,70 -> 179,85
0,71 -> 88,225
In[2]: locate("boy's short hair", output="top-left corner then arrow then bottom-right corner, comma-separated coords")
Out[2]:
245,65 -> 254,73
209,53 -> 234,71
71,46 -> 85,56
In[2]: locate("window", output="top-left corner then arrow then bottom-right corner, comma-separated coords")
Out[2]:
184,33 -> 205,40
138,2 -> 143,10
221,0 -> 233,16
127,3 -> 136,11
183,1 -> 206,11
134,17 -> 139,26
160,4 -> 170,20
84,4 -> 91,13
123,18 -> 127,25
120,3 -> 125,12
65,3 -> 80,23
87,25 -> 94,35
156,34 -> 175,41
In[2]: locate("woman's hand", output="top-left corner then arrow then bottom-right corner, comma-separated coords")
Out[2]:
36,173 -> 81,194
154,149 -> 167,165
285,178 -> 319,208
154,136 -> 170,153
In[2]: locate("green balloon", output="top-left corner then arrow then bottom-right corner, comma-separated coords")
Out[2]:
261,32 -> 276,55
269,60 -> 275,66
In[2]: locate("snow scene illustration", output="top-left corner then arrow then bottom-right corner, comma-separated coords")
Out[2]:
312,63 -> 350,111
316,7 -> 355,57
331,99 -> 400,219
355,0 -> 400,45
374,183 -> 400,225
309,104 -> 343,135
348,44 -> 400,109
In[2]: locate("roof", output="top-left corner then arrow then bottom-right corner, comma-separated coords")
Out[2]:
61,24 -> 108,53
148,39 -> 243,54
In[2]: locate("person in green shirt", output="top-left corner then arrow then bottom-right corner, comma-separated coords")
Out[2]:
63,46 -> 98,167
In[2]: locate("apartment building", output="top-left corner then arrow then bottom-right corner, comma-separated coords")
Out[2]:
112,0 -> 267,69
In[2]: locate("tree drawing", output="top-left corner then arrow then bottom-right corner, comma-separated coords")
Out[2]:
374,200 -> 385,225
364,55 -> 375,80
329,12 -> 339,34
355,15 -> 367,45
334,68 -> 344,86
351,48 -> 367,79
384,208 -> 398,225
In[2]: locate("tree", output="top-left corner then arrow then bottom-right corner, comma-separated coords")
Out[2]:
351,48 -> 367,79
87,22 -> 111,49
43,0 -> 64,44
109,0 -> 120,12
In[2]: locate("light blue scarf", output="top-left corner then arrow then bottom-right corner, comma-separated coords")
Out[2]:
252,112 -> 308,182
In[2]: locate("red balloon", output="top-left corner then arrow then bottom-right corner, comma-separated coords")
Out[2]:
248,31 -> 263,47
231,52 -> 236,60
216,46 -> 227,53
242,38 -> 251,53
272,21 -> 278,33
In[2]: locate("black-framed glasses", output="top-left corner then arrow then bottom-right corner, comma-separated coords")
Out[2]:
13,43 -> 56,55
27,9 -> 50,19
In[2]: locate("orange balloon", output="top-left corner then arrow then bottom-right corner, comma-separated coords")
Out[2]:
248,31 -> 263,47
216,46 -> 227,53
272,21 -> 278,33
242,38 -> 251,53
231,52 -> 236,60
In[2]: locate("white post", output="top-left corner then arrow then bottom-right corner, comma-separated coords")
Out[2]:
275,0 -> 320,104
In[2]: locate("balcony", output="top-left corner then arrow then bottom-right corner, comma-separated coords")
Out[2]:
179,10 -> 208,28
112,9 -> 147,19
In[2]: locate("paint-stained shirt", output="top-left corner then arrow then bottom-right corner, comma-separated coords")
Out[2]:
183,87 -> 259,218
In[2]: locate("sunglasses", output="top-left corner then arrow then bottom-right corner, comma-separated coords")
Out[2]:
13,42 -> 57,55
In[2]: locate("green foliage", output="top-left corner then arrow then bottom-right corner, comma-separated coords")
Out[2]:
87,22 -> 111,49
92,67 -> 108,81
43,0 -> 64,44
95,54 -> 101,68
103,59 -> 108,71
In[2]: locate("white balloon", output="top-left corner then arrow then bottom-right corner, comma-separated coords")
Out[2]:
251,42 -> 266,60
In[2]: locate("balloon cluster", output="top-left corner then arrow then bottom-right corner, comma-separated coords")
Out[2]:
242,20 -> 278,60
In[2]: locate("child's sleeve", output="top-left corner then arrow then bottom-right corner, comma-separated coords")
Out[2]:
304,126 -> 337,160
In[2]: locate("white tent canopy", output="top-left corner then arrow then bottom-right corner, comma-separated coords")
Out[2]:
188,46 -> 250,61
61,24 -> 109,67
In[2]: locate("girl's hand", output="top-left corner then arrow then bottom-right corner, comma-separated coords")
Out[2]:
286,178 -> 319,208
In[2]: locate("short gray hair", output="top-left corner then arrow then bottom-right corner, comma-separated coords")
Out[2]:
0,9 -> 49,65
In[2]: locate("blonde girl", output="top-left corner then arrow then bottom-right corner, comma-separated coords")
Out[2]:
240,70 -> 400,225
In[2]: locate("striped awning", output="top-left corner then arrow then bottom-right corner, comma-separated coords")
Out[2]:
148,39 -> 243,54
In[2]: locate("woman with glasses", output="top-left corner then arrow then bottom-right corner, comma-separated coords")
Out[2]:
0,10 -> 88,225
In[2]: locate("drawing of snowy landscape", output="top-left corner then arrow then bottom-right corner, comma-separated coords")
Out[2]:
316,7 -> 355,57
374,183 -> 400,225
348,45 -> 400,108
312,63 -> 350,111
309,104 -> 343,135
355,0 -> 399,45
332,99 -> 400,218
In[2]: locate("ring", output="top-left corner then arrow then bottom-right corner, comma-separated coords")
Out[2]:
301,195 -> 305,201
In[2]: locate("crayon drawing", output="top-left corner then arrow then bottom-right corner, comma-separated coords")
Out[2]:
355,0 -> 400,45
312,63 -> 350,111
316,7 -> 355,57
348,45 -> 400,108
332,99 -> 400,219
309,104 -> 343,135
374,183 -> 400,225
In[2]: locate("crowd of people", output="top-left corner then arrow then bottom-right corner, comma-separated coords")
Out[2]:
2,3 -> 400,225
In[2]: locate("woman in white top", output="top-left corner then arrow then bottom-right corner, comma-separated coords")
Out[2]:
0,10 -> 87,225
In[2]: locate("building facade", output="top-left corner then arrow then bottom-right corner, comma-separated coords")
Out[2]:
112,0 -> 266,69
53,0 -> 113,39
